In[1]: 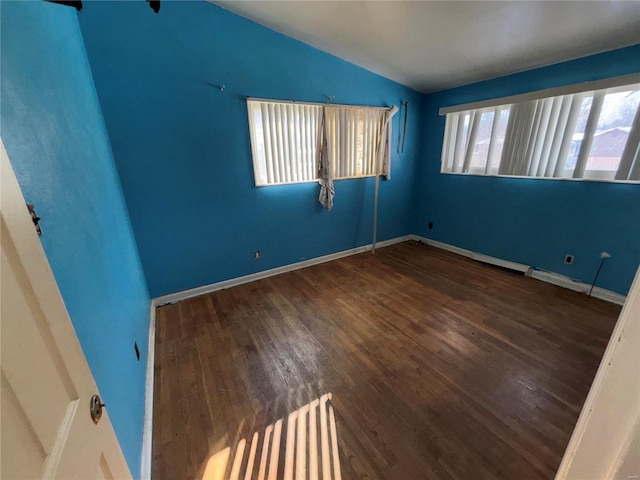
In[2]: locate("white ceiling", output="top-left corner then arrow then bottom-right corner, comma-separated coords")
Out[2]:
213,1 -> 640,93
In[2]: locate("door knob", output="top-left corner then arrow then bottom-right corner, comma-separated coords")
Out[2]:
90,394 -> 106,424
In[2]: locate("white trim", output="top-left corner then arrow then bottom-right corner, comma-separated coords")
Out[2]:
412,236 -> 473,258
141,233 -> 628,478
438,73 -> 640,115
554,266 -> 640,479
152,235 -> 413,306
527,269 -> 627,305
412,236 -> 530,272
412,236 -> 626,305
439,170 -> 640,185
472,252 -> 530,273
247,96 -> 391,111
140,302 -> 156,480
152,234 -> 627,308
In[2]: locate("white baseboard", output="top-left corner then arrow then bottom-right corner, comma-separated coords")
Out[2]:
410,236 -> 473,258
141,233 -> 625,475
472,252 -> 530,273
528,269 -> 626,305
411,235 -> 529,272
412,235 -> 626,306
140,301 -> 156,480
152,235 -> 414,307
152,233 -> 627,308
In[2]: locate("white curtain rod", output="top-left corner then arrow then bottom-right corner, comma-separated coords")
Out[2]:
247,96 -> 393,111
439,72 -> 640,116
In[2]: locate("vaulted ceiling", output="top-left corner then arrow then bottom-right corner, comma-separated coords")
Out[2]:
214,1 -> 640,93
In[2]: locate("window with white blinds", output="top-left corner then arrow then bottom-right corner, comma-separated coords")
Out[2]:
247,101 -> 322,186
247,99 -> 389,186
323,106 -> 387,179
441,83 -> 640,182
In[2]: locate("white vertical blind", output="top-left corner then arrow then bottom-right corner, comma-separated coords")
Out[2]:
440,82 -> 640,183
616,103 -> 640,181
451,113 -> 467,173
323,105 -> 387,178
535,97 -> 562,177
442,113 -> 455,173
552,93 -> 584,177
247,99 -> 395,186
248,100 -> 322,186
573,92 -> 605,178
462,111 -> 480,173
484,107 -> 502,174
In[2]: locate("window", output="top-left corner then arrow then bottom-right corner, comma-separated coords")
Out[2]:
324,106 -> 388,179
247,99 -> 391,186
247,101 -> 322,186
440,82 -> 640,182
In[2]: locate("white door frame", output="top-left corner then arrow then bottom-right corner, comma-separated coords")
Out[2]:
1,139 -> 132,479
140,304 -> 156,480
555,265 -> 640,479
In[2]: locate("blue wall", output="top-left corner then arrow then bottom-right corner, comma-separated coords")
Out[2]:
414,45 -> 640,295
3,1 -> 636,474
1,2 -> 150,476
78,1 -> 423,298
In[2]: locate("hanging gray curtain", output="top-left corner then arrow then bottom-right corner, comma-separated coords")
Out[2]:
317,107 -> 335,210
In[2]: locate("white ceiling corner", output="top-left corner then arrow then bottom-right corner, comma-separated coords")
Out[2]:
212,0 -> 640,93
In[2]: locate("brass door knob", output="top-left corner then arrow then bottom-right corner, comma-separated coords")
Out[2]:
90,394 -> 106,424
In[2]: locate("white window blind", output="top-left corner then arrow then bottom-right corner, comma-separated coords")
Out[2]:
441,83 -> 640,182
324,106 -> 387,178
247,99 -> 392,186
247,100 -> 322,186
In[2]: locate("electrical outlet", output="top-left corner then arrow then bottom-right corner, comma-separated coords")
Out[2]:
254,251 -> 261,260
428,222 -> 434,230
564,254 -> 574,265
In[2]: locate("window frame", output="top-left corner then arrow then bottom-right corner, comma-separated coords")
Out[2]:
247,98 -> 389,187
438,75 -> 640,184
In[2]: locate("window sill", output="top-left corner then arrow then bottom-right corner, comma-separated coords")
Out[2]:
255,173 -> 379,187
439,171 -> 640,185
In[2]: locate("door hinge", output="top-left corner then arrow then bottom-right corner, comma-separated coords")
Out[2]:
27,203 -> 42,236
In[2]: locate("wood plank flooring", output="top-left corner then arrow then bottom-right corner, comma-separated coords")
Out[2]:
152,241 -> 620,480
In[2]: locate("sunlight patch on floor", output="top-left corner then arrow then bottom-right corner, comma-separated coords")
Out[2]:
201,393 -> 341,480
202,447 -> 230,480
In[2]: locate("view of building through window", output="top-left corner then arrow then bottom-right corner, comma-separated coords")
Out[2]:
568,89 -> 640,171
442,83 -> 640,182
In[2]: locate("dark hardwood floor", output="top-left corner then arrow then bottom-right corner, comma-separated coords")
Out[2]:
152,241 -> 620,480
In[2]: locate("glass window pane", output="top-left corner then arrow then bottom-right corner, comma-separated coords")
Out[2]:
253,109 -> 268,184
566,95 -> 594,170
452,113 -> 471,170
469,110 -> 494,170
585,90 -> 640,172
487,108 -> 511,173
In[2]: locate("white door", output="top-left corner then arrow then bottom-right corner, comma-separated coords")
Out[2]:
0,141 -> 132,480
